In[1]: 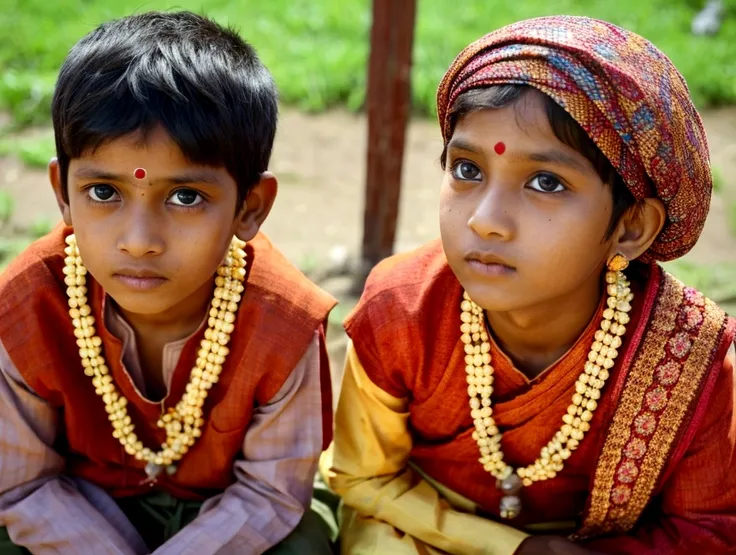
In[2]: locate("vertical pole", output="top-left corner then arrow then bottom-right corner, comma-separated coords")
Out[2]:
358,0 -> 417,287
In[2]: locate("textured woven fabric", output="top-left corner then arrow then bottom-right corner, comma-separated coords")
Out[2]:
437,16 -> 712,262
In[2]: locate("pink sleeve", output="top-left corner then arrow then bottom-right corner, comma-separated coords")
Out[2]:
152,329 -> 326,555
0,340 -> 147,555
586,342 -> 736,555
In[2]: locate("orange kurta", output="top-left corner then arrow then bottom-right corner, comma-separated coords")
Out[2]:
326,240 -> 736,554
0,225 -> 336,500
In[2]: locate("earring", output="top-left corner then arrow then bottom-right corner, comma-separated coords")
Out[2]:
607,253 -> 629,272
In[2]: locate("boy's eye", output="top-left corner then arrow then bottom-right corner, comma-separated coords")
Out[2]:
528,173 -> 566,193
88,185 -> 118,202
451,161 -> 483,182
169,189 -> 203,207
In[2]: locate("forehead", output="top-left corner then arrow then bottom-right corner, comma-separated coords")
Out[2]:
78,126 -> 186,164
69,125 -> 235,187
452,90 -> 559,146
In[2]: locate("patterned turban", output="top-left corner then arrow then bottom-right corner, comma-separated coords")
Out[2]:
436,16 -> 712,262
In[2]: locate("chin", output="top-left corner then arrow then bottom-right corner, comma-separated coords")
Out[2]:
108,295 -> 175,317
459,280 -> 528,313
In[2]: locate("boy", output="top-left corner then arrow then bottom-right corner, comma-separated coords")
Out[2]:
0,11 -> 336,555
322,16 -> 736,555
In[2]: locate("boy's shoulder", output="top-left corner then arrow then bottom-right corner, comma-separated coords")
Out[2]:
346,239 -> 458,330
0,224 -> 68,314
246,232 -> 336,320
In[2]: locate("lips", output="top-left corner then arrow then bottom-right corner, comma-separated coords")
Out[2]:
112,268 -> 168,291
114,268 -> 166,279
465,250 -> 515,269
464,250 -> 516,277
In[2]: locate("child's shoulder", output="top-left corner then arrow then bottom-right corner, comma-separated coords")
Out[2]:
657,265 -> 731,323
346,239 -> 457,329
0,225 -> 68,312
641,264 -> 735,361
247,232 -> 336,320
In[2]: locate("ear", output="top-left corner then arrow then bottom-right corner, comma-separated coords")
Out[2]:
234,172 -> 278,242
49,158 -> 72,226
609,198 -> 666,262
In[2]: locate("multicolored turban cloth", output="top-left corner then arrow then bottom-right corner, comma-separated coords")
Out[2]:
436,16 -> 712,262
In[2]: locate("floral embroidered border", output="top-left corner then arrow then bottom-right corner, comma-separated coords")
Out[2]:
577,271 -> 727,537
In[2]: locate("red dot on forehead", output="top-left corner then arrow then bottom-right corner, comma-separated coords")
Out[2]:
494,142 -> 506,155
134,168 -> 146,180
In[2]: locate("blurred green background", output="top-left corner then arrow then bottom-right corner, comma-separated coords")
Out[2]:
2,0 -> 736,125
0,0 -> 735,313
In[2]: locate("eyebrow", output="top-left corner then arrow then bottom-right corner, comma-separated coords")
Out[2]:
446,138 -> 484,155
523,150 -> 590,174
446,140 -> 590,174
72,167 -> 226,187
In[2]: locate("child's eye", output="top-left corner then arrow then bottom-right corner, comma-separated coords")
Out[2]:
168,189 -> 203,207
528,173 -> 566,193
88,185 -> 119,202
451,161 -> 483,182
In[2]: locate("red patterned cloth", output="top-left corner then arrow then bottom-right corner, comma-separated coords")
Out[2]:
436,16 -> 712,262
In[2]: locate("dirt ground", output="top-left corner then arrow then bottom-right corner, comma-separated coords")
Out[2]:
2,107 -> 736,376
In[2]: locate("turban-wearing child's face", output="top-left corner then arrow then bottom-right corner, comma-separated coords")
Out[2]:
439,90 -> 614,313
52,125 -> 249,319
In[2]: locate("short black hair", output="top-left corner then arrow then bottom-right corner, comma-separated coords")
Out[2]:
441,85 -> 640,239
52,11 -> 278,208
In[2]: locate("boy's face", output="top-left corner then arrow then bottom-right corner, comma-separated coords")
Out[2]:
50,126 -> 276,320
439,90 -> 615,313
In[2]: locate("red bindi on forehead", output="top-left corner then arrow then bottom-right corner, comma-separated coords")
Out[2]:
494,142 -> 506,155
133,168 -> 147,180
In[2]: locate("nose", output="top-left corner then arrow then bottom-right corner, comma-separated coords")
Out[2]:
116,208 -> 165,258
467,183 -> 516,241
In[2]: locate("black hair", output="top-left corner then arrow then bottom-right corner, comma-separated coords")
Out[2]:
441,85 -> 640,239
52,11 -> 278,208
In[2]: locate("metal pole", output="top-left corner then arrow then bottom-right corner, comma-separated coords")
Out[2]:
358,0 -> 417,287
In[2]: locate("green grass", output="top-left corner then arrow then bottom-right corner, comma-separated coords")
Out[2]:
712,166 -> 725,194
0,191 -> 14,224
0,192 -> 53,270
0,132 -> 55,167
0,0 -> 735,125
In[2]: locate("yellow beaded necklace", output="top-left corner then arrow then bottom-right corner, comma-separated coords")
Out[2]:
461,262 -> 632,519
63,233 -> 247,480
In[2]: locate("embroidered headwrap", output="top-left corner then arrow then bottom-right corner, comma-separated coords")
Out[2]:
437,16 -> 712,262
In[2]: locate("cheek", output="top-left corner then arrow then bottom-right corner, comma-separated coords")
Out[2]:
526,206 -> 610,273
67,191 -> 87,219
172,230 -> 231,271
439,188 -> 461,236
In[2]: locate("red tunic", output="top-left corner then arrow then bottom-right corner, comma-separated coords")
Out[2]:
0,226 -> 336,500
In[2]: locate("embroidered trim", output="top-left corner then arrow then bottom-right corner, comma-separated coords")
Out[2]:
577,272 -> 727,536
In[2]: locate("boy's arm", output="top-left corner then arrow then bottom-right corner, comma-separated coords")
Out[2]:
0,341 -> 147,555
584,342 -> 736,555
152,327 -> 328,555
320,341 -> 529,555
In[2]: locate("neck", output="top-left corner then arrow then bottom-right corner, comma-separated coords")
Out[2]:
486,275 -> 603,378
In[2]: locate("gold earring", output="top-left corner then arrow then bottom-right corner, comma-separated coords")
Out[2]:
607,253 -> 629,272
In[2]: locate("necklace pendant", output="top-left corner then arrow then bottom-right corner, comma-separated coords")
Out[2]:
145,462 -> 162,480
499,495 -> 522,519
497,473 -> 523,519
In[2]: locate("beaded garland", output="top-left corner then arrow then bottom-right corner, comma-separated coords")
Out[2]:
462,267 -> 632,518
63,233 -> 247,479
